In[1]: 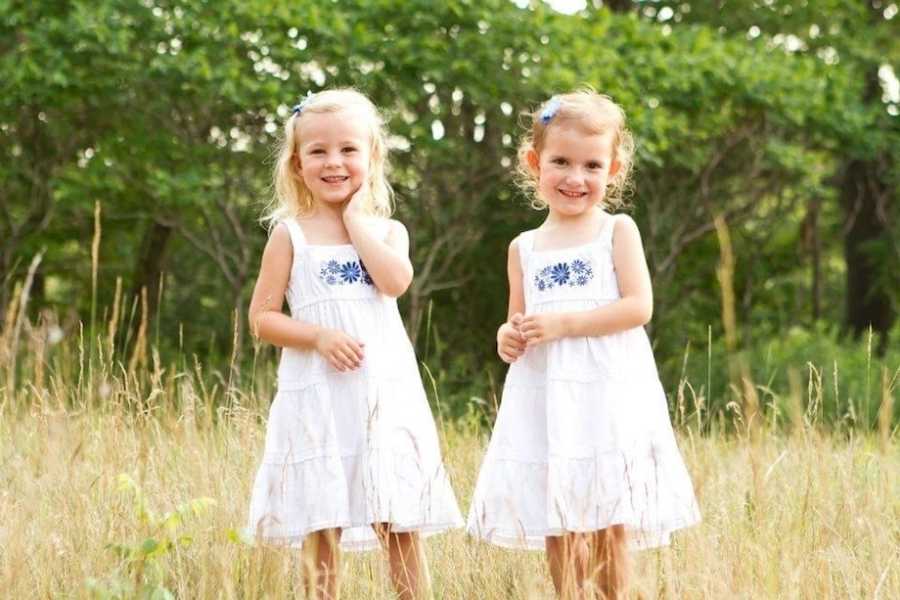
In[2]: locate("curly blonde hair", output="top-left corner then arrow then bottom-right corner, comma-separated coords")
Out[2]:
517,89 -> 634,211
263,88 -> 394,227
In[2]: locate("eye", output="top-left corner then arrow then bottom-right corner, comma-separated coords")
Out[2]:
310,148 -> 325,155
342,146 -> 357,153
587,161 -> 603,170
551,157 -> 567,166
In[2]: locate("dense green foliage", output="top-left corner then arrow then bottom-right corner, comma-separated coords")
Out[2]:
2,0 -> 897,426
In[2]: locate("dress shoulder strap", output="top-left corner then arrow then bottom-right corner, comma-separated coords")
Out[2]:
598,213 -> 619,249
516,229 -> 536,270
281,217 -> 307,251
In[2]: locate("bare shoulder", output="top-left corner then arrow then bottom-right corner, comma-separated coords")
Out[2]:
387,217 -> 409,237
270,221 -> 289,237
383,218 -> 410,249
257,222 -> 293,281
267,222 -> 292,250
612,213 -> 643,245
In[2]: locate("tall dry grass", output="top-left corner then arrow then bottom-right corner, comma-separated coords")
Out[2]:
1,293 -> 898,598
0,385 -> 898,599
0,210 -> 897,598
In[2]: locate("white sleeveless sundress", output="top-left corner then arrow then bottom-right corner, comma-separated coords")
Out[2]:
467,215 -> 701,549
247,217 -> 463,551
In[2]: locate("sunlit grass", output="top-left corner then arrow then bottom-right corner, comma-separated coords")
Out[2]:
1,387 -> 897,598
1,218 -> 897,598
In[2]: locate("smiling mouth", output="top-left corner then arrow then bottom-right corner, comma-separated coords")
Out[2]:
558,189 -> 586,198
322,175 -> 349,183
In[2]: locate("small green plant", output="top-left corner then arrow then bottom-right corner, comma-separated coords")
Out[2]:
86,474 -> 215,599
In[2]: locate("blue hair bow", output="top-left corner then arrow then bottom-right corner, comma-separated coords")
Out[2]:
540,97 -> 561,125
291,91 -> 316,116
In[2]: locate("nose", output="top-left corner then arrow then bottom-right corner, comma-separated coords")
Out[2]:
324,150 -> 342,168
563,169 -> 586,186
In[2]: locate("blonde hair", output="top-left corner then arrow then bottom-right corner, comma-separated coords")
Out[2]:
263,88 -> 393,227
517,89 -> 634,211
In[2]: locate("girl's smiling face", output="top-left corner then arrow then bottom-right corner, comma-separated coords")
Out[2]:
529,122 -> 620,218
296,109 -> 371,206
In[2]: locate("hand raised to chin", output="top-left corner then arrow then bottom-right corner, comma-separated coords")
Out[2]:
343,179 -> 369,222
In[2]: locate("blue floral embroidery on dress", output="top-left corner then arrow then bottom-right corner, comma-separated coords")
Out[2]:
361,261 -> 374,285
534,259 -> 594,291
320,259 -> 374,287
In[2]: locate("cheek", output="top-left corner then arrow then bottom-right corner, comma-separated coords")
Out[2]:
539,169 -> 562,189
354,157 -> 371,178
299,156 -> 321,173
588,172 -> 608,189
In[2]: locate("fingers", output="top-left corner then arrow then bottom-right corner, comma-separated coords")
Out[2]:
499,325 -> 526,354
498,343 -> 524,363
503,320 -> 526,344
498,325 -> 526,362
501,328 -> 526,347
346,339 -> 365,363
335,348 -> 360,371
518,316 -> 543,345
498,345 -> 524,363
352,179 -> 370,201
522,329 -> 543,345
326,335 -> 365,372
518,317 -> 535,336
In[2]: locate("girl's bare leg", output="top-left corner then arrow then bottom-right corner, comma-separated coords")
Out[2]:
374,524 -> 432,600
302,528 -> 342,600
589,525 -> 629,600
546,533 -> 590,599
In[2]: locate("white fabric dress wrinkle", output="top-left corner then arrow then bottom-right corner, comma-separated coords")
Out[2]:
247,218 -> 463,551
467,215 -> 701,550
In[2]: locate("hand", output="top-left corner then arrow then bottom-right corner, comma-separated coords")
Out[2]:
497,313 -> 527,363
314,328 -> 365,372
519,312 -> 566,346
343,179 -> 369,221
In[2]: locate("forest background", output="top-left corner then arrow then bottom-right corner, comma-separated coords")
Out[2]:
3,1 -> 900,598
3,0 -> 899,428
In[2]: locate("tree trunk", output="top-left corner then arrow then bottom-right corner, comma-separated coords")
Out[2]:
841,157 -> 893,345
803,197 -> 822,322
128,220 -> 173,336
840,62 -> 894,354
604,0 -> 634,12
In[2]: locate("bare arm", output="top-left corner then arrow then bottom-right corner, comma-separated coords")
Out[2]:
248,223 -> 364,371
497,238 -> 527,363
520,216 -> 653,345
344,215 -> 414,298
505,238 -> 526,321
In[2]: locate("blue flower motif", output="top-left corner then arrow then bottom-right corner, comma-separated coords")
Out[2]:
550,263 -> 570,286
360,260 -> 374,285
339,261 -> 362,283
533,258 -> 594,291
318,258 -> 374,287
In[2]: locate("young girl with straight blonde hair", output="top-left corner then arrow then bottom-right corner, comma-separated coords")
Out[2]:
247,88 -> 463,600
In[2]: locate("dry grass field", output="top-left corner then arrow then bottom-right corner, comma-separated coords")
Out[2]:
1,254 -> 897,598
1,381 -> 897,599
